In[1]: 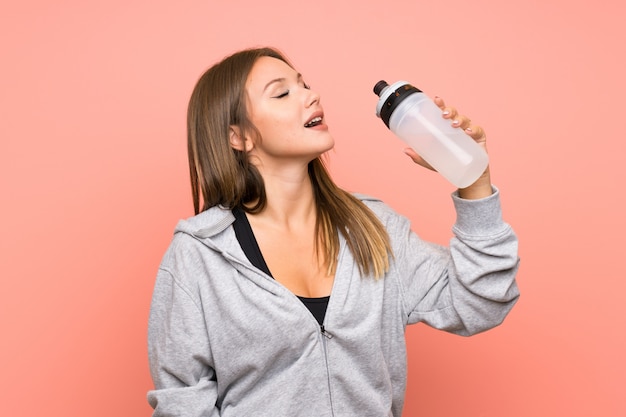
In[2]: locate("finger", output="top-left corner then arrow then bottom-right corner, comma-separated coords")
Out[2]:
464,124 -> 487,145
452,114 -> 472,130
403,148 -> 436,171
442,106 -> 458,120
433,96 -> 446,110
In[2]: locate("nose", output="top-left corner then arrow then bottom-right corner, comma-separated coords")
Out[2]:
306,88 -> 321,107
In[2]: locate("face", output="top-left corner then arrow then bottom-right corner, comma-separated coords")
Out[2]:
240,56 -> 334,169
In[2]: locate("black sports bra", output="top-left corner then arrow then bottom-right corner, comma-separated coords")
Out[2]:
231,207 -> 329,325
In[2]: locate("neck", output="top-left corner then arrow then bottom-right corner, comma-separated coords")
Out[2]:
250,163 -> 317,227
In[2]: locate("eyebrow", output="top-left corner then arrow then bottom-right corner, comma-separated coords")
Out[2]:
263,73 -> 303,92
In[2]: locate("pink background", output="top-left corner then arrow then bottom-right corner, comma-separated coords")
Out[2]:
2,1 -> 625,415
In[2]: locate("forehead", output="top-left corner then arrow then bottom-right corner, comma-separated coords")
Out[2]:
246,56 -> 296,93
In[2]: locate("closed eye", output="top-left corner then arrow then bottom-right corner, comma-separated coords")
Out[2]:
273,90 -> 289,99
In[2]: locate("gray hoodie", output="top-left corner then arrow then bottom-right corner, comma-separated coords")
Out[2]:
148,190 -> 520,417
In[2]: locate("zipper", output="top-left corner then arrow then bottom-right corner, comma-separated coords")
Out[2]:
320,325 -> 333,339
320,324 -> 335,416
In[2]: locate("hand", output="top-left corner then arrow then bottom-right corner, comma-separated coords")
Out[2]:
403,96 -> 493,199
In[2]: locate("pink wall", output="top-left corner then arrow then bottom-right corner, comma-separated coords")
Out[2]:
2,1 -> 624,415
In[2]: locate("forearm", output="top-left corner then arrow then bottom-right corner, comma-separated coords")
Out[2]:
448,186 -> 521,334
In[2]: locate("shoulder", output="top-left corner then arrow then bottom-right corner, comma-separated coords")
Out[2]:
173,205 -> 236,238
351,193 -> 410,234
353,193 -> 400,219
160,205 -> 237,269
157,206 -> 240,292
352,192 -> 384,208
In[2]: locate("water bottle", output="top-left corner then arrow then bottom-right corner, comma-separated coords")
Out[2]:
374,80 -> 489,188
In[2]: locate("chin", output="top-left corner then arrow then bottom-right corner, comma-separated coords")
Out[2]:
320,132 -> 335,151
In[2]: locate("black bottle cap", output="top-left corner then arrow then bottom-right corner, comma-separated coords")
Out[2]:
373,80 -> 389,96
375,82 -> 422,128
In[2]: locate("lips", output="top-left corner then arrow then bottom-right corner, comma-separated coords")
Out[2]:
304,112 -> 324,128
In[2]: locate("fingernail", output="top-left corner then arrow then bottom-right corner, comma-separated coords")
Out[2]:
465,127 -> 472,133
452,119 -> 460,125
442,110 -> 450,116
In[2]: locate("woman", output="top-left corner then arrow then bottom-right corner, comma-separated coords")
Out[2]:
147,47 -> 520,417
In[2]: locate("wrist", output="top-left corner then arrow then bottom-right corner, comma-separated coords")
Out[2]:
458,168 -> 492,200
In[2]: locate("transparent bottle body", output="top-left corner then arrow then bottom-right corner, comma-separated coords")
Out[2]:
388,92 -> 489,188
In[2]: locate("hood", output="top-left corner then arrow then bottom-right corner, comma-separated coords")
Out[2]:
174,205 -> 236,240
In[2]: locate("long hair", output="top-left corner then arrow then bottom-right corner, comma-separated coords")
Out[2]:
187,47 -> 391,278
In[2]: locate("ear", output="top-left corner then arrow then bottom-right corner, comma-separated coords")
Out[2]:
229,126 -> 253,152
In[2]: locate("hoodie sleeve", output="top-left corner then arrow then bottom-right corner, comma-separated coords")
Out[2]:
147,267 -> 221,417
391,187 -> 520,336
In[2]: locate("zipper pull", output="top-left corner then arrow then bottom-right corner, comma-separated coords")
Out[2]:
320,325 -> 333,339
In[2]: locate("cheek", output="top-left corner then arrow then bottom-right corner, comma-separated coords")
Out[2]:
257,114 -> 298,142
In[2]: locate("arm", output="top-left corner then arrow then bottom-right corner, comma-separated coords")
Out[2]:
447,187 -> 520,334
147,267 -> 221,417
398,98 -> 520,334
390,188 -> 520,336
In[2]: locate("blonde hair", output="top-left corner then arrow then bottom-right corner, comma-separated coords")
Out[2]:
187,47 -> 391,278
